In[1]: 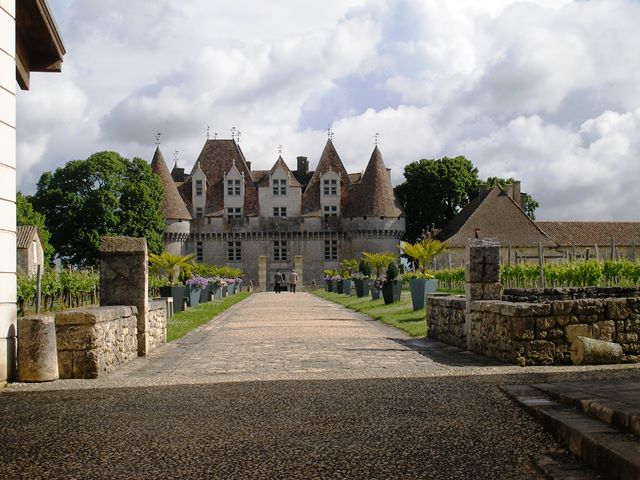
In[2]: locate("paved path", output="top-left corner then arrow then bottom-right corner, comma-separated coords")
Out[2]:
2,292 -> 640,479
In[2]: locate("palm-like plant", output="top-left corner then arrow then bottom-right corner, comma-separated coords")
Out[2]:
400,239 -> 447,275
149,252 -> 195,285
362,251 -> 397,277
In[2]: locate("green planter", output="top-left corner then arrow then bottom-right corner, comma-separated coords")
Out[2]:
159,285 -> 186,313
336,280 -> 344,294
212,285 -> 222,300
382,281 -> 402,304
325,280 -> 333,292
371,286 -> 381,300
354,279 -> 370,297
186,286 -> 201,307
343,279 -> 352,295
409,278 -> 438,310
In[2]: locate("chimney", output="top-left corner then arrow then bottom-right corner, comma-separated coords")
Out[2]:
478,183 -> 488,198
297,156 -> 308,175
512,181 -> 522,208
246,161 -> 251,171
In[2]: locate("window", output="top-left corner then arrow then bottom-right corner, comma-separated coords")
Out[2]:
195,179 -> 203,196
195,207 -> 203,218
228,241 -> 241,261
227,207 -> 242,219
323,205 -> 337,217
323,179 -> 337,195
227,179 -> 241,196
324,239 -> 337,260
273,240 -> 288,261
272,178 -> 287,196
196,241 -> 203,262
207,217 -> 212,224
273,207 -> 287,218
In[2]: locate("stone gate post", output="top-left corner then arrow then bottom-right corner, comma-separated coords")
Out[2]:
258,256 -> 267,291
465,239 -> 501,349
99,237 -> 149,356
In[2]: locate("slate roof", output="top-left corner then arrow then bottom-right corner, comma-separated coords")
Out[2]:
257,156 -> 302,188
437,186 -> 556,248
16,225 -> 38,249
536,221 -> 640,247
150,147 -> 192,220
301,139 -> 352,215
192,139 -> 259,216
343,147 -> 404,218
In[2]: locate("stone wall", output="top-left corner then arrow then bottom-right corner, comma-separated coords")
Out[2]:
503,286 -> 640,303
426,296 -> 466,348
148,299 -> 168,350
55,306 -> 139,379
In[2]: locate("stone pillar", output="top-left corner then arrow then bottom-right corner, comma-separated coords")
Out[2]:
258,255 -> 267,291
17,315 -> 58,382
465,239 -> 501,349
99,237 -> 149,356
294,255 -> 303,286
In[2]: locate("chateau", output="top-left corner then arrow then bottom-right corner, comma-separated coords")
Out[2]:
151,137 -> 405,288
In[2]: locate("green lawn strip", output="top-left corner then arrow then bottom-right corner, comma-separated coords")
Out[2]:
167,292 -> 252,342
311,289 -> 426,337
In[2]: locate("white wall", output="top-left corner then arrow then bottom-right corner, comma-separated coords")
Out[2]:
0,0 -> 16,382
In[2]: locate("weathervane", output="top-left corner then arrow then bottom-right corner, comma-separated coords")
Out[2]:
173,150 -> 179,165
155,132 -> 161,146
374,132 -> 380,146
278,144 -> 283,156
214,131 -> 218,140
327,126 -> 334,141
231,126 -> 237,142
206,125 -> 210,140
237,130 -> 241,144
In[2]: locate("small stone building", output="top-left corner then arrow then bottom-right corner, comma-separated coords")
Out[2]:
16,225 -> 44,277
151,138 -> 405,288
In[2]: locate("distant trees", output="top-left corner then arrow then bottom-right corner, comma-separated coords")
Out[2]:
395,157 -> 540,242
32,151 -> 166,267
16,192 -> 54,264
394,156 -> 479,242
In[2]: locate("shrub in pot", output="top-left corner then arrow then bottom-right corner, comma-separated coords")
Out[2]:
400,239 -> 447,310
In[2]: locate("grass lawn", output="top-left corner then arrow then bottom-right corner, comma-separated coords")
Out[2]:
311,289 -> 427,337
167,291 -> 252,342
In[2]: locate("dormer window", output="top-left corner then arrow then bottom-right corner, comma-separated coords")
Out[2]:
195,180 -> 203,196
323,205 -> 337,218
227,179 -> 241,196
273,178 -> 287,196
323,179 -> 337,195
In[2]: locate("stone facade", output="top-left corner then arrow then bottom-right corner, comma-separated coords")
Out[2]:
426,296 -> 466,348
148,299 -> 168,349
153,139 -> 405,289
55,306 -> 139,379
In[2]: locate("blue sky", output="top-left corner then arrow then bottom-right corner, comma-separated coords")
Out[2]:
16,0 -> 640,220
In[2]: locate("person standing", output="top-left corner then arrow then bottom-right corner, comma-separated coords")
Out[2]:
288,269 -> 299,293
274,270 -> 283,293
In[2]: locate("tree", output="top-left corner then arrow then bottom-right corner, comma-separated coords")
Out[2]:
16,192 -> 55,264
485,176 -> 539,220
394,156 -> 479,241
32,151 -> 166,267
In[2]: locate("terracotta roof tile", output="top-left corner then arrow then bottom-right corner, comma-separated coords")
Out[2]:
343,146 -> 403,218
437,186 -> 556,248
16,225 -> 38,249
150,147 -> 192,220
536,221 -> 640,246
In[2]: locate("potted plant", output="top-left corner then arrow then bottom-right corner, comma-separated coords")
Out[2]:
151,252 -> 194,313
353,260 -> 371,297
362,251 -> 396,301
400,238 -> 447,310
340,259 -> 358,295
185,276 -> 208,307
381,262 -> 402,304
324,269 -> 335,292
200,277 -> 213,303
227,278 -> 236,295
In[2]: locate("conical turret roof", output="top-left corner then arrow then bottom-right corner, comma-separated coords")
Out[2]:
151,147 -> 192,220
346,146 -> 403,217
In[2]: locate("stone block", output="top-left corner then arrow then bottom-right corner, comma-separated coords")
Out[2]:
552,301 -> 574,315
626,316 -> 640,333
510,317 -> 535,340
55,325 -> 99,350
73,350 -> 100,379
536,317 -> 556,330
57,351 -> 73,379
515,340 -> 556,366
565,324 -> 592,344
17,316 -> 58,382
592,320 -> 616,342
572,299 -> 604,315
606,299 -> 630,320
55,306 -> 133,326
616,332 -> 639,343
465,282 -> 501,301
555,315 -> 574,327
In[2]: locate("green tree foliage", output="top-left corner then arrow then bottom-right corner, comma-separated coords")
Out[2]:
395,156 -> 479,241
16,192 -> 54,264
32,151 -> 166,267
486,176 -> 539,219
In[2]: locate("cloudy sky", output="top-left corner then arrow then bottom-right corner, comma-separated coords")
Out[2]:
16,0 -> 640,220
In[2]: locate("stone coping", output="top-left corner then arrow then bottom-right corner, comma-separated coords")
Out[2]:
149,299 -> 167,310
427,296 -> 466,309
99,236 -> 147,253
55,306 -> 137,326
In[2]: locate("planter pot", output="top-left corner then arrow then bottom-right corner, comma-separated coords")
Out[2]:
221,285 -> 228,298
159,285 -> 186,313
343,279 -> 352,295
382,281 -> 402,304
212,285 -> 222,300
371,286 -> 381,300
199,286 -> 210,303
325,280 -> 333,292
336,280 -> 344,294
331,280 -> 338,292
409,278 -> 439,310
228,284 -> 236,295
354,279 -> 370,298
186,286 -> 202,307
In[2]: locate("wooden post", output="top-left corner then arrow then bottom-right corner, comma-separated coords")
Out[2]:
538,242 -> 545,288
35,264 -> 42,314
507,244 -> 512,266
633,239 -> 637,262
595,244 -> 599,260
610,236 -> 616,261
586,248 -> 590,261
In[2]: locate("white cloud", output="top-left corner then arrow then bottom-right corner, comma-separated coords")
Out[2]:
16,0 -> 640,222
